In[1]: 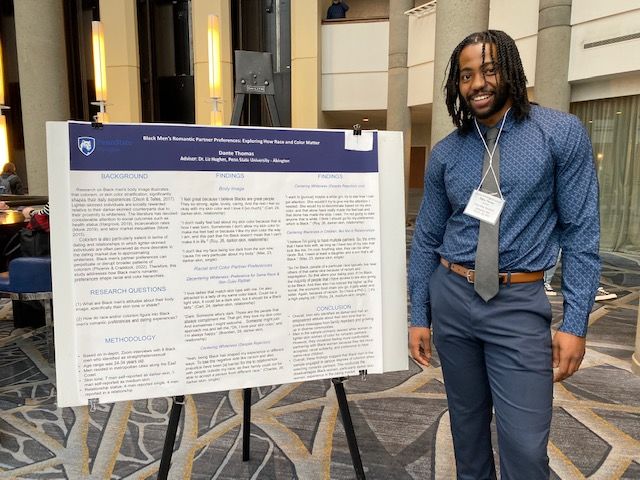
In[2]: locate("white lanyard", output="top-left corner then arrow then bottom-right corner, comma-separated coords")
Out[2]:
473,108 -> 511,200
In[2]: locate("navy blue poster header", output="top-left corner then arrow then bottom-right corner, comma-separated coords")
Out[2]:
69,122 -> 378,173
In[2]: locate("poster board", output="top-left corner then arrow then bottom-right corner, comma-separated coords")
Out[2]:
46,122 -> 407,408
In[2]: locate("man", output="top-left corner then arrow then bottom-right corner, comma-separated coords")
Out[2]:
408,30 -> 600,479
326,0 -> 349,20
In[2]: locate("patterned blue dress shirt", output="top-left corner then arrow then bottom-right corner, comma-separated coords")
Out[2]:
409,105 -> 600,336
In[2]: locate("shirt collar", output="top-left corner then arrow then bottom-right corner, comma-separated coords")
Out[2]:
474,108 -> 515,136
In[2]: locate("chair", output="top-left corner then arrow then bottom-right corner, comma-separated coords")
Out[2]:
0,256 -> 54,362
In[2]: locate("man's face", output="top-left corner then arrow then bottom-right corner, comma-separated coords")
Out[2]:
458,42 -> 512,126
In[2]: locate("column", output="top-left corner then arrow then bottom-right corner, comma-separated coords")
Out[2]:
290,1 -> 322,128
192,0 -> 233,125
99,0 -> 141,122
430,0 -> 490,146
14,0 -> 70,195
534,0 -> 572,111
633,307 -> 640,375
386,0 -> 413,202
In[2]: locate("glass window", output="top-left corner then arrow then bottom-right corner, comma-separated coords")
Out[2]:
572,95 -> 640,253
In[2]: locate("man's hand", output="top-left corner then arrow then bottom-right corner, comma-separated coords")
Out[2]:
552,331 -> 586,382
409,326 -> 432,367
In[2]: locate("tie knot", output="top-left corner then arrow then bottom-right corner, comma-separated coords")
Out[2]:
485,127 -> 499,144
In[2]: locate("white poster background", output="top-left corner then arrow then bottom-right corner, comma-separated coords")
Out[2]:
47,122 -> 407,408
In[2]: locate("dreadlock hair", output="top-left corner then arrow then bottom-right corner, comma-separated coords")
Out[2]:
444,30 -> 530,133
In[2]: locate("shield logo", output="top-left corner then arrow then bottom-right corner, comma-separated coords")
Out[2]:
78,137 -> 96,156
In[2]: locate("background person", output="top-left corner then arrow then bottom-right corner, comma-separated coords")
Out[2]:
22,202 -> 49,221
0,162 -> 25,195
408,30 -> 600,479
2,202 -> 50,262
326,0 -> 349,20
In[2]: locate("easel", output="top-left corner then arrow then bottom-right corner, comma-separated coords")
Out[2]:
158,51 -> 366,480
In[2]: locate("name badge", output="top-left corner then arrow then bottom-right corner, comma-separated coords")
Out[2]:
463,189 -> 505,225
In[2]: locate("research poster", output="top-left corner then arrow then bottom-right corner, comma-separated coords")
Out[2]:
47,121 -> 407,408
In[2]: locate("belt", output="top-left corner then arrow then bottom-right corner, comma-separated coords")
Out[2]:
440,258 -> 544,284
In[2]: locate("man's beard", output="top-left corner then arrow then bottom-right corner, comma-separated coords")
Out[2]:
465,82 -> 509,120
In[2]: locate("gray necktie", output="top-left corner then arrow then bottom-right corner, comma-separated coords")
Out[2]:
474,127 -> 500,302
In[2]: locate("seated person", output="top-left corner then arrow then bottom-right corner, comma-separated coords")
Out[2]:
1,202 -> 50,330
22,203 -> 49,222
0,162 -> 25,194
1,202 -> 49,264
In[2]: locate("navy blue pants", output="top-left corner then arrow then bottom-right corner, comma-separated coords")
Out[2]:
431,264 -> 553,479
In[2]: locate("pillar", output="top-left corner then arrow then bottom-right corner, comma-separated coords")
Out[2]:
14,0 -> 70,195
386,0 -> 413,204
192,0 -> 233,126
291,1 -> 322,128
633,307 -> 640,374
430,0 -> 490,146
99,0 -> 141,122
534,0 -> 572,111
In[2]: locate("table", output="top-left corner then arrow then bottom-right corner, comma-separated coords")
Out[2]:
0,195 -> 48,208
0,210 -> 26,226
0,210 -> 26,271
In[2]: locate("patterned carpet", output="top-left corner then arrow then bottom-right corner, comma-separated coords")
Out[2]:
1,250 -> 639,479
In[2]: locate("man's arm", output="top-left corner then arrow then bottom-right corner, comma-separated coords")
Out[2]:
408,147 -> 450,365
552,115 -> 600,381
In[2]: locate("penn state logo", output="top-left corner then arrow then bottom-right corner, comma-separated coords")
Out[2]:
78,137 -> 96,156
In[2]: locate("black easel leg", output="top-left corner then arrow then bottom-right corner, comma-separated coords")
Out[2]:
242,387 -> 252,461
264,95 -> 281,127
332,378 -> 366,480
231,93 -> 246,126
158,395 -> 185,480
